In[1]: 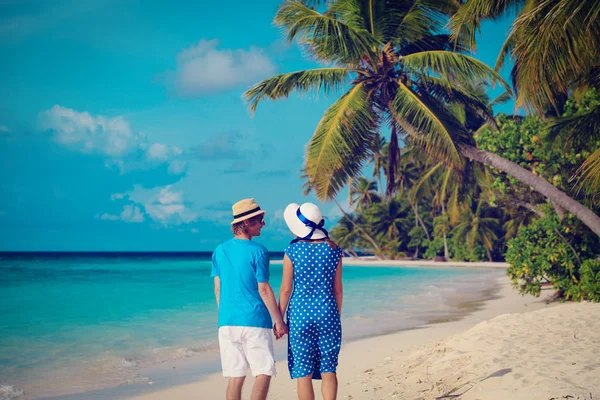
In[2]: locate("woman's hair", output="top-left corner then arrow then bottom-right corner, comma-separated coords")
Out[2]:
324,238 -> 339,250
290,236 -> 339,250
231,214 -> 263,235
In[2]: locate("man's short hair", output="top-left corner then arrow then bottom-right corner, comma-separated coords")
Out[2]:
232,214 -> 263,235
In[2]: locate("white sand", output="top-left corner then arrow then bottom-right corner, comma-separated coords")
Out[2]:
125,279 -> 600,400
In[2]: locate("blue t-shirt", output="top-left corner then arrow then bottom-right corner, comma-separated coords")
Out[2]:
211,238 -> 272,329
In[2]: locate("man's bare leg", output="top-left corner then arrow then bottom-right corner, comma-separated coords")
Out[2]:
251,374 -> 271,400
226,376 -> 246,400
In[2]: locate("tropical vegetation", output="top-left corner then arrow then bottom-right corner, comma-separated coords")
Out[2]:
243,0 -> 600,301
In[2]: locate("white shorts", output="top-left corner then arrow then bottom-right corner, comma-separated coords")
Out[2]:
218,326 -> 276,377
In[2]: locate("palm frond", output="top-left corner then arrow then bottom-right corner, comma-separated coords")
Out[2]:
510,0 -> 600,112
490,91 -> 512,107
573,147 -> 600,197
305,82 -> 378,200
447,0 -> 525,51
402,51 -> 512,94
417,74 -> 500,130
275,0 -> 379,65
243,68 -> 351,113
494,30 -> 515,73
544,103 -> 600,146
411,162 -> 442,199
399,34 -> 468,56
391,0 -> 449,45
447,177 -> 461,224
391,80 -> 465,169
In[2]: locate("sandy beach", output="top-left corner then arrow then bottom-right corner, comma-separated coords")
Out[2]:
126,276 -> 600,400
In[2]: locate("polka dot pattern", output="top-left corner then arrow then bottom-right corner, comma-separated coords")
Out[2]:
284,242 -> 343,380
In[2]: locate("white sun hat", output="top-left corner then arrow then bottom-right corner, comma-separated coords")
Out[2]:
283,202 -> 328,240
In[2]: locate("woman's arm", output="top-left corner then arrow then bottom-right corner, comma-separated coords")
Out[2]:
279,254 -> 294,318
333,259 -> 343,315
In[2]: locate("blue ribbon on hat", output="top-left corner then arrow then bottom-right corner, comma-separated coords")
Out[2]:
296,208 -> 328,239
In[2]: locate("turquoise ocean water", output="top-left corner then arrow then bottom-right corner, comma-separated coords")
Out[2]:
0,252 -> 504,399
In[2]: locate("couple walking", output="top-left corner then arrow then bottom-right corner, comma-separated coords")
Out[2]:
211,198 -> 344,400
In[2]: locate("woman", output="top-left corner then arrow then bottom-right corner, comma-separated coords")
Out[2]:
278,202 -> 343,400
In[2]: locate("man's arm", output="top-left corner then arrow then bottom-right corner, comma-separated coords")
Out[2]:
258,282 -> 286,335
214,276 -> 220,308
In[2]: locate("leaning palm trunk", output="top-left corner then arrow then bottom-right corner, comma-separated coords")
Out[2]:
460,145 -> 600,237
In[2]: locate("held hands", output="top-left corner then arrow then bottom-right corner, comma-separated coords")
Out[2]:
273,320 -> 288,340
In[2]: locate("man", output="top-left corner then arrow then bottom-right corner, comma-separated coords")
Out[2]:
211,198 -> 287,400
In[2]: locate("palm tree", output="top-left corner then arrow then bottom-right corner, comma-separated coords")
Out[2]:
452,200 -> 499,261
450,0 -> 600,202
450,0 -> 600,115
350,177 -> 380,209
244,0 -> 600,238
330,214 -> 360,257
413,162 -> 462,257
396,148 -> 432,242
364,198 -> 411,243
368,134 -> 387,195
433,212 -> 451,259
301,167 -> 382,252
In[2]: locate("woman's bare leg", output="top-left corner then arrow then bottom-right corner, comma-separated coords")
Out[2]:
297,375 -> 314,400
321,372 -> 338,400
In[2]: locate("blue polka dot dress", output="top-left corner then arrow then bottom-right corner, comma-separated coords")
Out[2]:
284,241 -> 343,380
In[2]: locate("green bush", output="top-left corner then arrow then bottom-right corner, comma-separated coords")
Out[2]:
506,206 -> 600,301
449,236 -> 486,262
578,260 -> 600,302
424,237 -> 444,259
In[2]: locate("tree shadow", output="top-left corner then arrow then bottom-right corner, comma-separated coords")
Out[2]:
435,368 -> 512,399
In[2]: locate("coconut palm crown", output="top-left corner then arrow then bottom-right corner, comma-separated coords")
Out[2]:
244,0 -> 510,200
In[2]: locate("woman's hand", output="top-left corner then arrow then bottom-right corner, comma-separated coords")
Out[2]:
273,321 -> 288,340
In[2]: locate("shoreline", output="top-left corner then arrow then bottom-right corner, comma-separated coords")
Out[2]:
122,276 -> 591,400
271,257 -> 510,268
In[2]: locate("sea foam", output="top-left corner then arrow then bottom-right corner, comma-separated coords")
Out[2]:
0,385 -> 23,400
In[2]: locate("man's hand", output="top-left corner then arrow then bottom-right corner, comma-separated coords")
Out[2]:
273,321 -> 288,340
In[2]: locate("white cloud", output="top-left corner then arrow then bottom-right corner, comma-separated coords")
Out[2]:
99,205 -> 145,223
120,205 -> 145,223
100,213 -> 119,221
168,159 -> 187,175
146,143 -> 182,161
146,143 -> 187,175
174,39 -> 276,96
38,105 -> 144,156
156,186 -> 182,205
0,125 -> 9,132
38,106 -> 187,176
115,185 -> 199,226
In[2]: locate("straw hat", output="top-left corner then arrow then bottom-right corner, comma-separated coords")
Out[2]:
283,202 -> 328,240
231,198 -> 265,224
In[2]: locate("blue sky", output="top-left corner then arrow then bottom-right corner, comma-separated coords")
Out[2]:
0,0 -> 515,251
